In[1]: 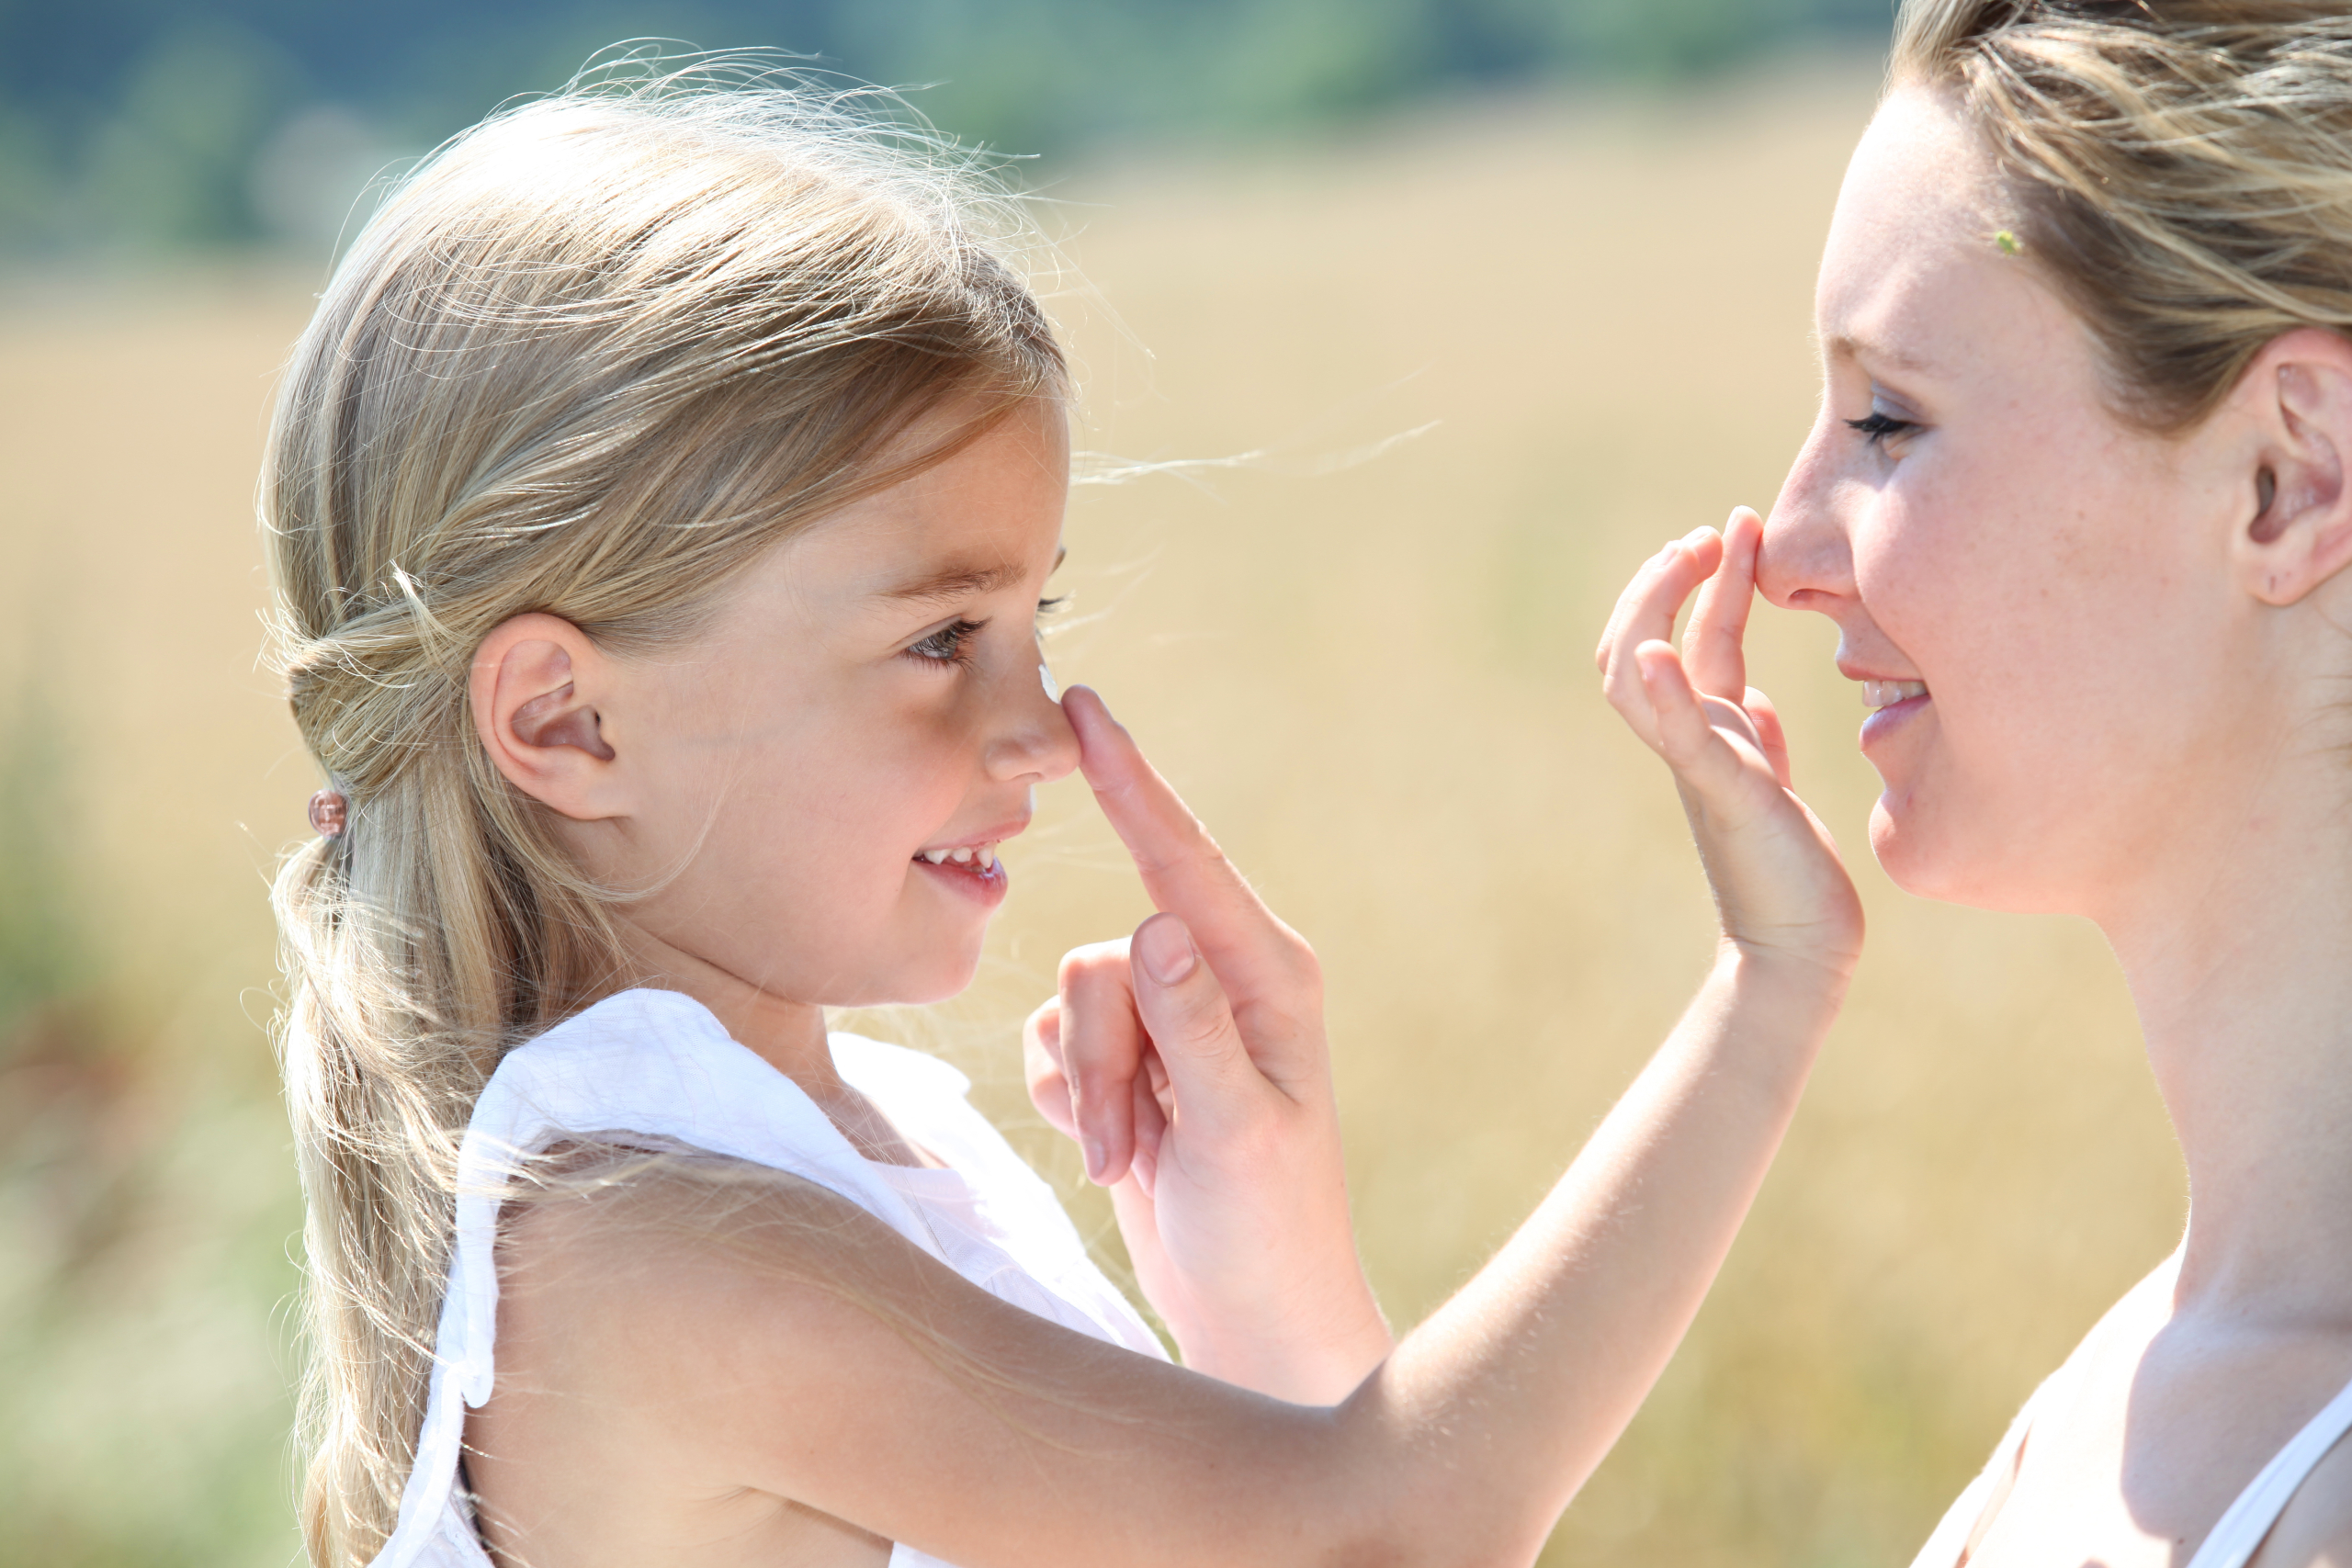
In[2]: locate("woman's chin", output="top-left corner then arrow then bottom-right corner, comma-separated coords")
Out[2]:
1869,795 -> 2075,915
1868,793 -> 1985,905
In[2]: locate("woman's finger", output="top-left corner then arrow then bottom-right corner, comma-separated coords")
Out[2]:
1682,508 -> 1761,700
1023,998 -> 1076,1140
1057,940 -> 1145,1185
1062,686 -> 1317,1021
1128,1057 -> 1170,1198
1126,912 -> 1261,1145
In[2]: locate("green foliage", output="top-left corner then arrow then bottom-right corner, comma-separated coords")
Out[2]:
0,0 -> 1894,254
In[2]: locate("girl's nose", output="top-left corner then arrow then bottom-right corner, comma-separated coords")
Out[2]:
986,660 -> 1080,784
1757,422 -> 1857,614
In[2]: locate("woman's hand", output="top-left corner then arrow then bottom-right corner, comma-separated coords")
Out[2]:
1596,508 -> 1863,984
1023,687 -> 1392,1404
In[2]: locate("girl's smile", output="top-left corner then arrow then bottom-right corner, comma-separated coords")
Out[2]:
472,398 -> 1079,1047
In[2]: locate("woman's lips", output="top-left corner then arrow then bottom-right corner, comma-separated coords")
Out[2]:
1860,689 -> 1931,750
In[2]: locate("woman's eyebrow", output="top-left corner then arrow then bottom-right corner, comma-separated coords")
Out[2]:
1827,331 -> 1938,377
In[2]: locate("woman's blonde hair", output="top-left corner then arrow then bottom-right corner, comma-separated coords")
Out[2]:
1894,0 -> 2352,431
264,62 -> 1064,1567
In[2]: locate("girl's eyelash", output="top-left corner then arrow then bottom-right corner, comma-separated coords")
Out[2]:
1845,411 -> 1917,446
1036,594 -> 1068,617
907,617 -> 986,667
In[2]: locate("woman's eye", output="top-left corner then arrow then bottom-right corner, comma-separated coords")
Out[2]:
907,617 -> 985,667
1844,410 -> 1917,446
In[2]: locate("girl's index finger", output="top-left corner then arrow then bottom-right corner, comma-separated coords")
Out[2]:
1681,508 -> 1761,702
1058,686 -> 1294,991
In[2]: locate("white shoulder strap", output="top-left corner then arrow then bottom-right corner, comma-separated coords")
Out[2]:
371,989 -> 943,1568
2186,1371 -> 2352,1568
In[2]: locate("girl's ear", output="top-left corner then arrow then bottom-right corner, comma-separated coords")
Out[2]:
469,613 -> 628,820
2232,329 -> 2352,606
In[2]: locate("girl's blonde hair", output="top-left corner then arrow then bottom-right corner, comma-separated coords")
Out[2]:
264,62 -> 1063,1567
1894,0 -> 2352,431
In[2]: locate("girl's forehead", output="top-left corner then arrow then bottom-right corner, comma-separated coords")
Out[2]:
723,415 -> 1070,615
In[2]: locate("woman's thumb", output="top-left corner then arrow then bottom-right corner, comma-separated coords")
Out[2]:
1129,913 -> 1255,1108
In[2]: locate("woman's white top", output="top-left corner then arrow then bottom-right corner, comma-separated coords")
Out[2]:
368,987 -> 1168,1568
1912,1261 -> 2352,1568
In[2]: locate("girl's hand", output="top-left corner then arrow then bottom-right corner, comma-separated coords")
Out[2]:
1595,508 -> 1863,982
1023,687 -> 1391,1404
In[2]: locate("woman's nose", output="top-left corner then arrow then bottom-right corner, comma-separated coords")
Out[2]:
1757,423 -> 1856,614
986,658 -> 1080,784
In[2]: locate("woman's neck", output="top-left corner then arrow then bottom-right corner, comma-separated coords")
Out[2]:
2101,772 -> 2352,1330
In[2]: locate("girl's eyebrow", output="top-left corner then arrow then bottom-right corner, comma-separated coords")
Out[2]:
875,561 -> 1023,608
875,546 -> 1066,608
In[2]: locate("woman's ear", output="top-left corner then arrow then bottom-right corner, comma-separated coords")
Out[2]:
469,612 -> 628,820
2233,329 -> 2352,605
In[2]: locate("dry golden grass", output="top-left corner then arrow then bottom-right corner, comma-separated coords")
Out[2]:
0,59 -> 2183,1566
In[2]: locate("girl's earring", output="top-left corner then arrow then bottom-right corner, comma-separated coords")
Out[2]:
2252,466 -> 2285,544
310,789 -> 348,839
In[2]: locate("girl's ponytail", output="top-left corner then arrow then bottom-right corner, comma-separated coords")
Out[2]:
261,63 -> 1064,1565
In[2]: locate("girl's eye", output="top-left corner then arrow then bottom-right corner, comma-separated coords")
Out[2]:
907,617 -> 986,667
1844,410 -> 1917,446
1036,594 -> 1068,619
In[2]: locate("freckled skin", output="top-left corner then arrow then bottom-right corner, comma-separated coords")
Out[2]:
1760,87 -> 2272,921
1758,85 -> 2352,1565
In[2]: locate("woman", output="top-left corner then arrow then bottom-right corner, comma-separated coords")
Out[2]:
1044,4 -> 2352,1558
1750,1 -> 2352,1560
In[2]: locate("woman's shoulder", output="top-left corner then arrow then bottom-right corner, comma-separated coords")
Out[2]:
2250,1438 -> 2352,1568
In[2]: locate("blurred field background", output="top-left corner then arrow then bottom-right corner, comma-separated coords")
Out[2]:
0,5 -> 2187,1566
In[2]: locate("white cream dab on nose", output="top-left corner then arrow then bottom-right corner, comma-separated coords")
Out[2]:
1039,662 -> 1059,701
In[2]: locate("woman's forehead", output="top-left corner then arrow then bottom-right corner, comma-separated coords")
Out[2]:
1816,85 -> 2064,384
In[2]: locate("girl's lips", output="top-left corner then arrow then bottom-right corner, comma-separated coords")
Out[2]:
1860,691 -> 1931,750
914,851 -> 1009,908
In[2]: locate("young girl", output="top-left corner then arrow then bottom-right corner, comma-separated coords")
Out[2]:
267,68 -> 1856,1568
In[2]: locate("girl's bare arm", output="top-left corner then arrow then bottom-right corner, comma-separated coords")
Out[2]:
482,512 -> 1858,1566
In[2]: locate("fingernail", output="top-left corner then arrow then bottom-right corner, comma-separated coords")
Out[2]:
1685,525 -> 1716,546
1082,1136 -> 1106,1182
1137,916 -> 1197,986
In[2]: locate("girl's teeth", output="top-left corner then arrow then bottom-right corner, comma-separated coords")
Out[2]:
918,842 -> 1001,869
1861,679 -> 1929,709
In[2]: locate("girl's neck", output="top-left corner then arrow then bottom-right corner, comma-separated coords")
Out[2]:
610,917 -> 846,1100
2100,775 -> 2352,1331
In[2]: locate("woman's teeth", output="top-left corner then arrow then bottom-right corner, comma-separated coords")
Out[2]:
1860,680 -> 1928,709
918,843 -> 997,870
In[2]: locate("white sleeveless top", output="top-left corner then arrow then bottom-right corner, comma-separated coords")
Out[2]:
368,987 -> 1169,1568
1912,1262 -> 2352,1568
